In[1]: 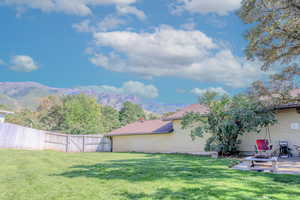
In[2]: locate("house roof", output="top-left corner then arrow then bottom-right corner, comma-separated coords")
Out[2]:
163,104 -> 209,121
106,102 -> 300,137
106,119 -> 173,136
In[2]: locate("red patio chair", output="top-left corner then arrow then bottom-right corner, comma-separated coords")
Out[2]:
255,139 -> 273,158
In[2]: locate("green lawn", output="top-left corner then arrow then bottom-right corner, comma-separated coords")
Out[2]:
1,150 -> 300,200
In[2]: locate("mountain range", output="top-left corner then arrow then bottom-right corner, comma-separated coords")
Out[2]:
0,82 -> 185,114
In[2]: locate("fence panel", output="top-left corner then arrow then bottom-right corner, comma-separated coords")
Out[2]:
45,132 -> 68,152
0,123 -> 110,152
0,123 -> 45,150
84,135 -> 111,152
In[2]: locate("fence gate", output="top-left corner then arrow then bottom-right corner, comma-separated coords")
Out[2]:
44,131 -> 111,152
68,135 -> 84,152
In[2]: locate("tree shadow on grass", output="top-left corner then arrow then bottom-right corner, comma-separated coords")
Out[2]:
53,154 -> 243,182
52,153 -> 300,199
120,184 -> 300,200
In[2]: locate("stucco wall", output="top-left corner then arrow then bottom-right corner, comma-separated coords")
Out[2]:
113,109 -> 300,154
112,120 -> 210,153
238,109 -> 300,153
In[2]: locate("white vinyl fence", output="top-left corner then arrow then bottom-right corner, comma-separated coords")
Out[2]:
0,123 -> 111,152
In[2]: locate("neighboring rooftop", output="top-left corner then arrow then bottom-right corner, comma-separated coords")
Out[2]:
163,104 -> 209,121
106,119 -> 173,136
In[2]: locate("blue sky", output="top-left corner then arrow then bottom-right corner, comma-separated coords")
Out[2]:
0,0 -> 265,104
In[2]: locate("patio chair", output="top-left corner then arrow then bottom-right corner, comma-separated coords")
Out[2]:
254,139 -> 273,158
279,141 -> 292,158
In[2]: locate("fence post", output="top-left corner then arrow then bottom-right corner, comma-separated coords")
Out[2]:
82,136 -> 85,153
66,135 -> 70,152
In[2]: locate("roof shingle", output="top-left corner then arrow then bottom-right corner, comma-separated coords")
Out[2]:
106,120 -> 173,136
163,104 -> 209,121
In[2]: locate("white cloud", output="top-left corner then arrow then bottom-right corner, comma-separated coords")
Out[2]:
73,19 -> 94,32
180,19 -> 197,30
10,55 -> 39,72
116,5 -> 146,20
172,0 -> 241,16
84,81 -> 159,99
2,0 -> 136,16
97,15 -> 126,31
0,59 -> 5,66
90,25 -> 265,88
191,87 -> 228,96
73,16 -> 126,33
123,81 -> 158,98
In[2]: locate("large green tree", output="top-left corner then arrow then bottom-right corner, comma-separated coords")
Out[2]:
6,109 -> 40,129
37,96 -> 65,131
248,66 -> 300,105
119,101 -> 145,126
101,105 -> 121,132
182,93 -> 277,155
8,95 -> 106,134
239,0 -> 300,71
61,94 -> 105,134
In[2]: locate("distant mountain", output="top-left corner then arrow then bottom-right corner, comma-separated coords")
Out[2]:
0,82 -> 185,114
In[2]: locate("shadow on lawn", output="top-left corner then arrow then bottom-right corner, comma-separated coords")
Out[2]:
53,154 -> 242,182
120,184 -> 300,200
53,154 -> 300,198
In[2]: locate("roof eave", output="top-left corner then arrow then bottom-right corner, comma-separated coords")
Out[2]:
273,104 -> 300,111
105,130 -> 174,137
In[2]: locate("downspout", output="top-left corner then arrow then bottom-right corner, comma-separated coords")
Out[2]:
110,136 -> 113,152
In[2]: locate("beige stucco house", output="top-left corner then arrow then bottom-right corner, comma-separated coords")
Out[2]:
106,104 -> 300,155
239,105 -> 300,154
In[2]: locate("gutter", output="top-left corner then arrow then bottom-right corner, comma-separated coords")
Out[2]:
105,129 -> 174,137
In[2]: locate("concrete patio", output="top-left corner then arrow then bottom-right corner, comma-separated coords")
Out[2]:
232,157 -> 300,175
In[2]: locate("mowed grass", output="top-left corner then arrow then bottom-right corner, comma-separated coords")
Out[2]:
1,150 -> 300,200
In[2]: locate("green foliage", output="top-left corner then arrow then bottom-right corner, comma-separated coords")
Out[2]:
37,96 -> 65,131
6,109 -> 40,129
145,113 -> 160,120
182,93 -> 277,155
119,101 -> 145,126
198,91 -> 224,105
248,66 -> 300,105
101,105 -> 121,132
7,94 -> 106,135
7,95 -> 148,134
0,104 -> 11,111
61,94 -> 105,134
239,0 -> 300,71
162,111 -> 176,118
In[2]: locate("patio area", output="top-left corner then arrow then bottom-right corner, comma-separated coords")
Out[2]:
233,157 -> 300,175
